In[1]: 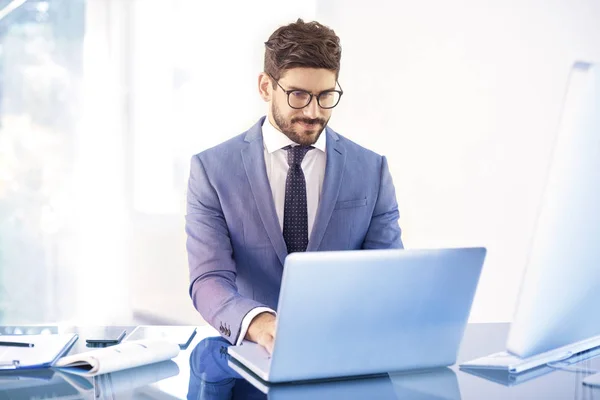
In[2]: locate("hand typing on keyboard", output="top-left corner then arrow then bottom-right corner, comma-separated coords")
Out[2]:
246,312 -> 276,354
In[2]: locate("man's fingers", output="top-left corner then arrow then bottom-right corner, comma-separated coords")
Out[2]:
258,332 -> 275,354
266,318 -> 277,337
264,335 -> 275,354
248,314 -> 277,354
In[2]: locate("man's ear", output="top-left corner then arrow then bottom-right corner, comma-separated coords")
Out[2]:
258,73 -> 272,102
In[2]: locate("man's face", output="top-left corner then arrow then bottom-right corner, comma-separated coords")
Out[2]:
265,68 -> 337,146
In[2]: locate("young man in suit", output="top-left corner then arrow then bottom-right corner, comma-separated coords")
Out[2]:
186,19 -> 403,353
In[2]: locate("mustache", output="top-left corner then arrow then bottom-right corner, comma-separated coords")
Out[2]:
291,117 -> 326,126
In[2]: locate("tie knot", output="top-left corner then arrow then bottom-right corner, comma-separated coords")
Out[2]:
284,145 -> 313,166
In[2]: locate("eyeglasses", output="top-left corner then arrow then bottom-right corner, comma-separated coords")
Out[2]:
269,74 -> 343,109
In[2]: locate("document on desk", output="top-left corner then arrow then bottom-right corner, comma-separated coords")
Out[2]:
54,339 -> 180,377
0,333 -> 78,370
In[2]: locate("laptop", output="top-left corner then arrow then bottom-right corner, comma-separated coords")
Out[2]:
461,61 -> 600,375
228,247 -> 487,383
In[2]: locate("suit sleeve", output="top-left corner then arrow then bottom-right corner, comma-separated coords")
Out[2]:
185,154 -> 266,344
362,156 -> 404,249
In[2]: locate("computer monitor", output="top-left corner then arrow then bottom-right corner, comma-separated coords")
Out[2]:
506,61 -> 600,358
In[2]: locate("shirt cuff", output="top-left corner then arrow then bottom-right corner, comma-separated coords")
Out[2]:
236,307 -> 276,345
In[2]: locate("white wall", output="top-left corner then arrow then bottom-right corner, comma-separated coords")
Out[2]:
72,0 -> 132,323
317,0 -> 600,322
128,0 -> 317,323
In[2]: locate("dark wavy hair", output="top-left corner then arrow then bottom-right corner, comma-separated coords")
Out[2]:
264,19 -> 342,87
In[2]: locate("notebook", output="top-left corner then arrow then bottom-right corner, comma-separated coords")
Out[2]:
0,334 -> 78,370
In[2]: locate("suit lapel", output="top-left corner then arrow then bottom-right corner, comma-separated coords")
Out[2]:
241,119 -> 288,266
307,127 -> 346,251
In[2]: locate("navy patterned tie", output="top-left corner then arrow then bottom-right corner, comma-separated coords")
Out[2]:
283,145 -> 313,253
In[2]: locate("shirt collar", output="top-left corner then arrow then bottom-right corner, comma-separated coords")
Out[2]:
262,117 -> 327,154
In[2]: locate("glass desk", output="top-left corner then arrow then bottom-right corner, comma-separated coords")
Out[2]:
1,323 -> 599,399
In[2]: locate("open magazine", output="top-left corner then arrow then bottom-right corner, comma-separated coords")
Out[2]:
54,339 -> 179,377
57,360 -> 180,395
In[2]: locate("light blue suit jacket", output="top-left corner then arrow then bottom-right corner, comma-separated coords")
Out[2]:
186,117 -> 403,343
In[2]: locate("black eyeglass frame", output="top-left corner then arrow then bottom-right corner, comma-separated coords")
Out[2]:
268,73 -> 344,110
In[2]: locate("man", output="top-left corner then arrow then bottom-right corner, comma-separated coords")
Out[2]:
186,19 -> 403,354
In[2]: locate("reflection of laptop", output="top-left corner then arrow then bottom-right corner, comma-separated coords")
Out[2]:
460,364 -> 555,387
461,61 -> 600,375
229,357 -> 461,400
228,247 -> 486,383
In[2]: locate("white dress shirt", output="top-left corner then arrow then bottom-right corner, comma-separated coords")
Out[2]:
236,118 -> 327,344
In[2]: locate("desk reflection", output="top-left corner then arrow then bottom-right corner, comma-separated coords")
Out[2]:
0,359 -> 179,399
0,369 -> 79,399
188,337 -> 462,400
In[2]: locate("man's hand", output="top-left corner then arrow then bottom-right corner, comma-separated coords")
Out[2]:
245,312 -> 276,354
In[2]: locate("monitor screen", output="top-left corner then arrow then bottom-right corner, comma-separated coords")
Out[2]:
507,61 -> 600,358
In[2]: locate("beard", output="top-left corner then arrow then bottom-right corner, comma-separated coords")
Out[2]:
271,101 -> 329,146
